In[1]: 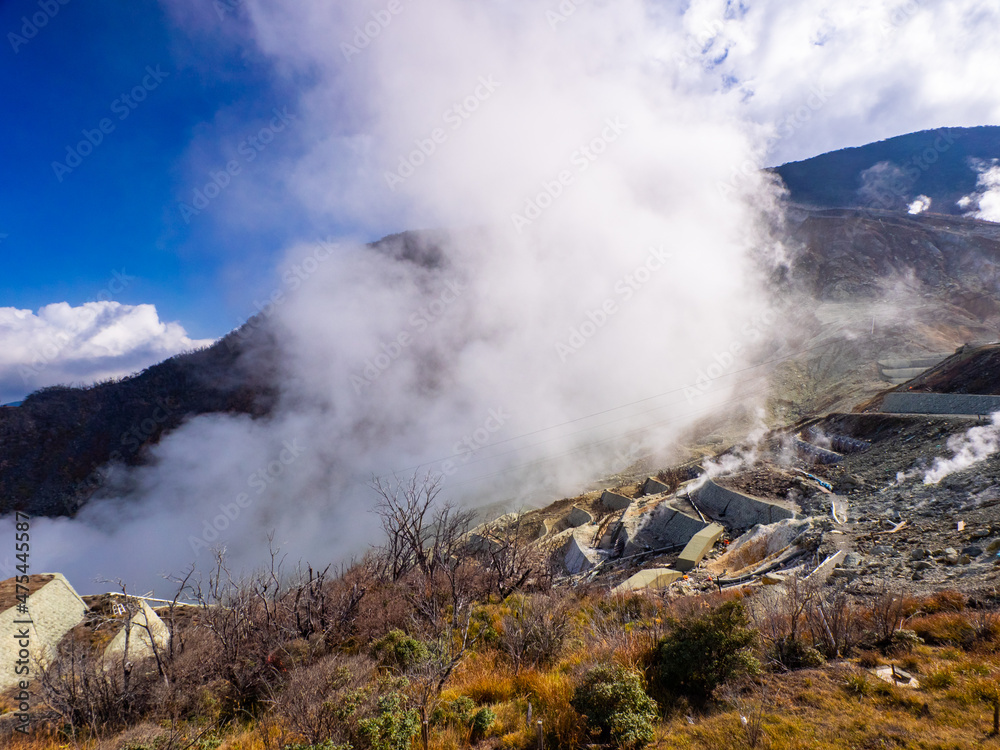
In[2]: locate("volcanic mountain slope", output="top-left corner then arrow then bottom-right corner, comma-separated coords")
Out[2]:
524,338 -> 1000,603
0,230 -> 454,518
773,125 -> 1000,213
2,204 -> 999,519
0,322 -> 280,517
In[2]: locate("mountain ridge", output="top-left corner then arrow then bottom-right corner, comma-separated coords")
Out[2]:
773,125 -> 1000,213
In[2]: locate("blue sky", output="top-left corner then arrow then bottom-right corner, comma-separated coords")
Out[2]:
2,0 -> 999,405
0,0 -> 318,340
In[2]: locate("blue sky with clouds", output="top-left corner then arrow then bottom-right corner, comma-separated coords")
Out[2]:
2,0 -> 1000,404
0,0 -> 312,341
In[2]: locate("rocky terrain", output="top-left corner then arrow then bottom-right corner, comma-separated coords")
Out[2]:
511,340 -> 1000,603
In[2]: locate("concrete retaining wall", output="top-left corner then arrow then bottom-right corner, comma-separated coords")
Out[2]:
806,550 -> 846,583
693,480 -> 795,529
878,356 -> 950,370
601,491 -> 632,510
105,600 -> 171,662
881,392 -> 1000,415
637,506 -> 709,549
566,507 -> 593,528
0,574 -> 88,691
642,477 -> 671,496
794,439 -> 843,464
877,355 -> 949,384
564,532 -> 603,574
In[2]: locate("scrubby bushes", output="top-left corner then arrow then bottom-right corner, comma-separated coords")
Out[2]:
30,469 -> 1000,750
274,653 -> 418,750
655,599 -> 760,706
498,594 -> 574,672
372,630 -> 430,673
571,664 -> 658,750
357,693 -> 420,750
274,653 -> 371,746
37,633 -> 159,738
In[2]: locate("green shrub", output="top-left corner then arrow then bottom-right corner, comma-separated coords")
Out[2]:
844,673 -> 873,697
431,695 -> 476,727
770,636 -> 825,670
284,742 -> 351,750
470,706 -> 496,744
372,630 -> 430,673
655,600 -> 759,705
571,664 -> 658,750
358,692 -> 420,750
923,668 -> 956,689
888,628 -> 924,653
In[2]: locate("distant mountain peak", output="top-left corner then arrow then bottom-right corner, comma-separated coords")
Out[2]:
773,125 -> 1000,220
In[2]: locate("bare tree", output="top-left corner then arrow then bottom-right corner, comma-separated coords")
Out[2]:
190,547 -> 288,715
807,585 -> 864,658
370,473 -> 475,583
158,564 -> 197,683
409,603 -> 480,723
867,580 -> 909,647
369,472 -> 477,619
747,574 -> 820,671
36,630 -> 157,740
476,511 -> 546,599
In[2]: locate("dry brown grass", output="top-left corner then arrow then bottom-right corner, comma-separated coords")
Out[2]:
652,659 -> 1000,750
15,577 -> 1000,750
911,612 -> 977,647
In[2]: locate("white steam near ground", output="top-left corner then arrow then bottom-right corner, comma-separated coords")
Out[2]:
923,413 -> 1000,486
7,0 -> 1000,594
959,160 -> 1000,222
908,195 -> 932,215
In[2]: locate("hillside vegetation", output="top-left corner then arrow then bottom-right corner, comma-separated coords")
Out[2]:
5,479 -> 1000,749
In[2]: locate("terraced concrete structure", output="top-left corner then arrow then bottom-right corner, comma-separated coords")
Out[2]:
629,503 -> 709,552
675,523 -> 724,572
877,355 -> 949,385
601,491 -> 632,510
692,480 -> 795,528
566,506 -> 593,528
104,599 -> 171,662
0,573 -> 88,691
794,438 -> 844,465
642,477 -> 671,496
564,531 -> 603,574
613,568 -> 682,593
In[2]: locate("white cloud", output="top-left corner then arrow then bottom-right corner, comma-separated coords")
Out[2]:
958,160 -> 1000,222
0,301 -> 215,403
675,0 -> 1000,164
908,195 -> 931,214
